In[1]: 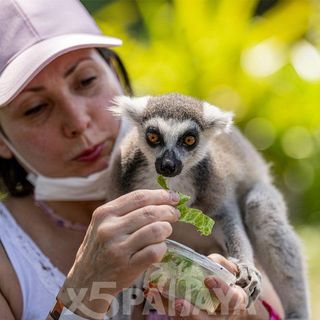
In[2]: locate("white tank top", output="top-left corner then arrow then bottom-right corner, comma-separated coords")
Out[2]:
0,203 -> 136,320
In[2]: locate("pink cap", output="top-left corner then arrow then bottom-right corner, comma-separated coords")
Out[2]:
0,0 -> 122,107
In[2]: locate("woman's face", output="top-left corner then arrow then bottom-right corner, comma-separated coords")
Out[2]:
0,48 -> 122,177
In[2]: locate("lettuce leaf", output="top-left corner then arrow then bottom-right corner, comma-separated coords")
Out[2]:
147,250 -> 220,313
157,175 -> 214,236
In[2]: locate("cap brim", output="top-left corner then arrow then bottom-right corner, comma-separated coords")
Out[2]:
0,33 -> 122,107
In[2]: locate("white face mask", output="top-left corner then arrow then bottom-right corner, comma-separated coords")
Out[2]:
0,118 -> 131,201
27,167 -> 112,201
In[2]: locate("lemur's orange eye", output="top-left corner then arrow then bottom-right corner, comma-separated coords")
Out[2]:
184,136 -> 196,146
147,132 -> 159,144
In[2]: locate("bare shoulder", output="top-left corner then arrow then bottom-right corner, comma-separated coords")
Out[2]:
0,242 -> 23,319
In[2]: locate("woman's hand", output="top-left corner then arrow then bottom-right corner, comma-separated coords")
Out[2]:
145,254 -> 254,319
57,189 -> 180,319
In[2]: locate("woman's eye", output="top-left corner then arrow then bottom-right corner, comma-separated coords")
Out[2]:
80,76 -> 97,88
184,135 -> 196,146
146,132 -> 160,144
24,103 -> 48,116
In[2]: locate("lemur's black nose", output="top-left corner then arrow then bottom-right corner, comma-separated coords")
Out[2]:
161,158 -> 176,175
155,150 -> 182,177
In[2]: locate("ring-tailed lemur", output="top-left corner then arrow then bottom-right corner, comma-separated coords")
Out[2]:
107,93 -> 309,319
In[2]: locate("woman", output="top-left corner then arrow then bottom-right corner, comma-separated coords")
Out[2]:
0,0 -> 284,319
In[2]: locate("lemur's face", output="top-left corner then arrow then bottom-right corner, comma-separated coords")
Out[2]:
141,118 -> 207,177
111,94 -> 234,177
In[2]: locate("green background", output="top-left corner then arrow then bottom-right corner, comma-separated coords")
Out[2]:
81,0 -> 320,318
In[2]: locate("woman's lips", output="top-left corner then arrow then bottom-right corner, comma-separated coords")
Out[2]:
74,143 -> 104,162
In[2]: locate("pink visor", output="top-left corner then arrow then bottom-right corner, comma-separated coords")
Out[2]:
0,0 -> 122,107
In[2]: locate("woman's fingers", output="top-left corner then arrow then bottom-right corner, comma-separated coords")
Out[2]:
129,242 -> 168,270
206,254 -> 248,311
126,221 -> 173,253
126,220 -> 173,269
119,204 -> 180,234
204,277 -> 248,312
207,254 -> 238,276
96,189 -> 180,218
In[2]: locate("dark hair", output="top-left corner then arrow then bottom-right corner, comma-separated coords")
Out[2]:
97,48 -> 133,97
0,48 -> 133,197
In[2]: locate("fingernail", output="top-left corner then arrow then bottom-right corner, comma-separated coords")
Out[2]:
205,277 -> 219,289
168,190 -> 180,202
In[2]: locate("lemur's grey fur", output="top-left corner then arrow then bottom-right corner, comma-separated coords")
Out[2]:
107,93 -> 309,319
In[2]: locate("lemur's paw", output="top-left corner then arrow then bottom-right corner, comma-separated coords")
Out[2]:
228,258 -> 262,307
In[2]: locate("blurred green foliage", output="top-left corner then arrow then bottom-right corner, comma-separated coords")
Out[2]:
82,0 -> 320,226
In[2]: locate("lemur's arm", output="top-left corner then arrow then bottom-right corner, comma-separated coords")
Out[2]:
214,200 -> 262,305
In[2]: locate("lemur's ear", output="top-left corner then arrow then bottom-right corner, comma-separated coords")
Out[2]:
110,95 -> 150,123
202,102 -> 234,134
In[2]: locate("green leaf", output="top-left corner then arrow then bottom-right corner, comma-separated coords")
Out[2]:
157,175 -> 169,190
177,191 -> 191,206
157,175 -> 214,236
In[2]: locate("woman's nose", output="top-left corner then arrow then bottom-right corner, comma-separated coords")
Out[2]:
61,99 -> 91,138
